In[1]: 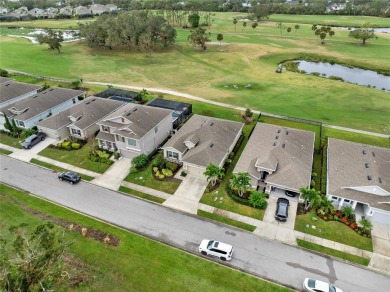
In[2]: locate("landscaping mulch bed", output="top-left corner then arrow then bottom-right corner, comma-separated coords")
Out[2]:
9,196 -> 120,246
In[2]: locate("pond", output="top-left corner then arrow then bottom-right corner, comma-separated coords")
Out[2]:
293,60 -> 390,92
0,27 -> 81,43
335,27 -> 390,34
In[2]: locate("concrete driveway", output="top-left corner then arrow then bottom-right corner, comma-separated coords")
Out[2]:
9,137 -> 55,162
92,158 -> 132,190
163,175 -> 208,214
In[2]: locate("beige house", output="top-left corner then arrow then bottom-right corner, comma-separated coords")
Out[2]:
234,123 -> 315,195
162,114 -> 244,177
327,138 -> 390,224
96,104 -> 173,158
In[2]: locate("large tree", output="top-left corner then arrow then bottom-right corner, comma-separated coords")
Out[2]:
349,23 -> 377,45
204,164 -> 224,186
230,172 -> 251,198
249,4 -> 269,21
36,29 -> 64,53
187,27 -> 210,50
299,187 -> 322,211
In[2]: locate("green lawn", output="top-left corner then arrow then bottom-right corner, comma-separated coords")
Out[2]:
30,158 -> 94,181
295,209 -> 373,252
0,134 -> 22,149
124,154 -> 181,194
0,184 -> 291,291
119,186 -> 166,204
297,239 -> 370,266
200,124 -> 265,221
38,144 -> 111,174
0,148 -> 12,155
197,210 -> 257,232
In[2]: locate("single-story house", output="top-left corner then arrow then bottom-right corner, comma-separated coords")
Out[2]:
0,87 -> 85,129
28,8 -> 44,17
233,123 -> 315,195
327,138 -> 390,225
0,80 -> 42,108
147,98 -> 192,128
90,4 -> 106,15
95,88 -> 141,103
37,97 -> 125,141
96,104 -> 173,158
162,114 -> 244,177
75,6 -> 91,17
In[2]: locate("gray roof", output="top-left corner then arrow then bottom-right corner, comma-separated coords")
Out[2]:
96,131 -> 115,142
327,138 -> 390,211
1,87 -> 85,121
37,97 -> 125,131
0,77 -> 12,84
163,114 -> 244,167
98,104 -> 172,139
234,123 -> 315,191
1,82 -> 42,103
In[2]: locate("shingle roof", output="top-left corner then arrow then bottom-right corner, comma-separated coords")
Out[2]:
96,131 -> 115,142
234,123 -> 315,191
98,104 -> 172,139
147,98 -> 191,112
163,114 -> 244,167
327,138 -> 390,211
1,87 -> 85,121
0,82 -> 42,104
37,97 -> 125,131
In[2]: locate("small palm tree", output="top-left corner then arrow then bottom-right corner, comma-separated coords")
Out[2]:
230,172 -> 251,197
319,198 -> 335,214
342,206 -> 354,219
300,187 -> 322,211
233,18 -> 237,31
358,218 -> 373,234
204,164 -> 224,187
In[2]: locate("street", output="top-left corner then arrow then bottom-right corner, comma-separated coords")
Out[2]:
1,155 -> 389,291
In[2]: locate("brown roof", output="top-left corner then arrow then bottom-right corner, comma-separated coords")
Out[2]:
327,138 -> 390,211
163,114 -> 244,167
0,81 -> 42,104
234,123 -> 315,191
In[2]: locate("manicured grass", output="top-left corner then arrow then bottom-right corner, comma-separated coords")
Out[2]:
200,124 -> 265,221
38,144 -> 110,174
297,239 -> 370,266
124,154 -> 181,194
0,133 -> 22,149
198,210 -> 257,232
0,148 -> 12,155
118,186 -> 165,204
0,183 -> 291,291
30,158 -> 94,181
0,18 -> 97,29
295,209 -> 373,252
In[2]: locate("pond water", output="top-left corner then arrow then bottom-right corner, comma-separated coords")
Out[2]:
294,60 -> 390,92
0,27 -> 81,43
335,27 -> 390,34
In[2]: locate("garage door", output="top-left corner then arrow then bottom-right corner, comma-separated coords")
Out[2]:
38,127 -> 58,139
371,211 -> 390,225
185,164 -> 206,177
120,149 -> 138,159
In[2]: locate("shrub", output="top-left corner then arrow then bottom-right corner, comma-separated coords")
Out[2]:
21,128 -> 37,139
158,174 -> 165,179
153,155 -> 166,170
130,166 -> 138,173
0,69 -> 8,77
71,142 -> 80,149
228,152 -> 235,159
96,150 -> 110,159
342,206 -> 354,219
341,217 -> 348,223
166,161 -> 179,172
248,191 -> 267,209
162,168 -> 173,177
349,222 -> 357,230
155,170 -> 160,176
61,141 -> 72,150
132,154 -> 149,169
153,167 -> 158,173
180,171 -> 187,177
113,152 -> 120,160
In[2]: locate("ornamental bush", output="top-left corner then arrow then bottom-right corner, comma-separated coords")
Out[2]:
132,154 -> 148,169
62,141 -> 71,150
162,168 -> 173,177
71,142 -> 80,149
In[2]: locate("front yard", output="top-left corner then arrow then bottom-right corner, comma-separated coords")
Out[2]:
295,209 -> 373,252
0,133 -> 22,149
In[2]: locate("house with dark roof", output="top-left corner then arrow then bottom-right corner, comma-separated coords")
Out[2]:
37,97 -> 125,141
162,115 -> 244,177
233,123 -> 315,195
0,88 -> 85,129
96,104 -> 173,158
0,80 -> 42,108
147,98 -> 192,128
95,88 -> 141,102
327,138 -> 390,225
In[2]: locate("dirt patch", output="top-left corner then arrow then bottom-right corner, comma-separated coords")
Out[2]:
9,196 -> 120,247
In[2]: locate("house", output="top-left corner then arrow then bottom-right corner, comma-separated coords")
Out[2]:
13,6 -> 28,14
74,6 -> 91,17
147,98 -> 192,128
105,4 -> 117,12
0,6 -> 9,14
58,6 -> 73,16
37,97 -> 125,141
0,80 -> 42,108
90,4 -> 106,15
95,88 -> 141,103
233,123 -> 315,195
162,115 -> 244,177
45,7 -> 58,14
96,104 -> 173,158
327,138 -> 390,225
28,8 -> 45,17
0,88 -> 85,129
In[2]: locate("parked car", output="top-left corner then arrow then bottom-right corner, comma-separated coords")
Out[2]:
275,198 -> 289,222
58,171 -> 81,184
21,132 -> 46,149
285,190 -> 297,197
198,239 -> 233,261
303,278 -> 343,292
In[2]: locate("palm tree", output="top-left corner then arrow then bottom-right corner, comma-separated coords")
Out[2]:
294,24 -> 300,33
204,164 -> 224,187
230,172 -> 251,197
319,198 -> 335,214
242,21 -> 247,31
233,18 -> 237,31
342,206 -> 354,219
300,187 -> 322,211
358,218 -> 373,234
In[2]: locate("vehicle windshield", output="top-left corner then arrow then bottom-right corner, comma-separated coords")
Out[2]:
24,135 -> 37,142
307,279 -> 316,288
66,172 -> 78,179
207,240 -> 214,249
329,284 -> 336,292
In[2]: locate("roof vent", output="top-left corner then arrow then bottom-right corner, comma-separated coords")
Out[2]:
365,163 -> 369,168
367,175 -> 372,181
49,88 -> 54,91
363,150 -> 367,154
273,142 -> 276,146
126,112 -> 131,117
209,143 -> 214,148
5,84 -> 10,87
282,144 -> 285,148
372,152 -> 375,157
277,129 -> 281,133
286,130 -> 289,135
379,178 -> 382,183
275,136 -> 279,139
210,122 -> 214,126
133,108 -> 138,112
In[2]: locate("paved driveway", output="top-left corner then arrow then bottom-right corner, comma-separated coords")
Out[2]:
9,137 -> 55,162
92,158 -> 132,190
163,175 -> 208,214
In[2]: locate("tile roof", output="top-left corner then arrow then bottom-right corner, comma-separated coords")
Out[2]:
163,114 -> 244,167
327,138 -> 390,211
98,104 -> 172,139
37,97 -> 125,131
234,123 -> 315,191
0,81 -> 42,103
1,87 -> 85,121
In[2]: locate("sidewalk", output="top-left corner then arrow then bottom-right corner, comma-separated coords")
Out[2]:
121,181 -> 171,200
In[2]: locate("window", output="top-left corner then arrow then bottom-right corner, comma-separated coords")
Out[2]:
100,140 -> 105,147
155,126 -> 158,133
127,138 -> 137,147
71,128 -> 81,136
107,142 -> 112,148
17,121 -> 25,127
344,199 -> 350,203
102,125 -> 110,133
167,151 -> 179,159
72,98 -> 76,104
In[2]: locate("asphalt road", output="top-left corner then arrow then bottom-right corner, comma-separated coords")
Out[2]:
1,156 -> 389,291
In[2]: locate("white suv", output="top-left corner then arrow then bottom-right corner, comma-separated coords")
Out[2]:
198,239 -> 234,261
